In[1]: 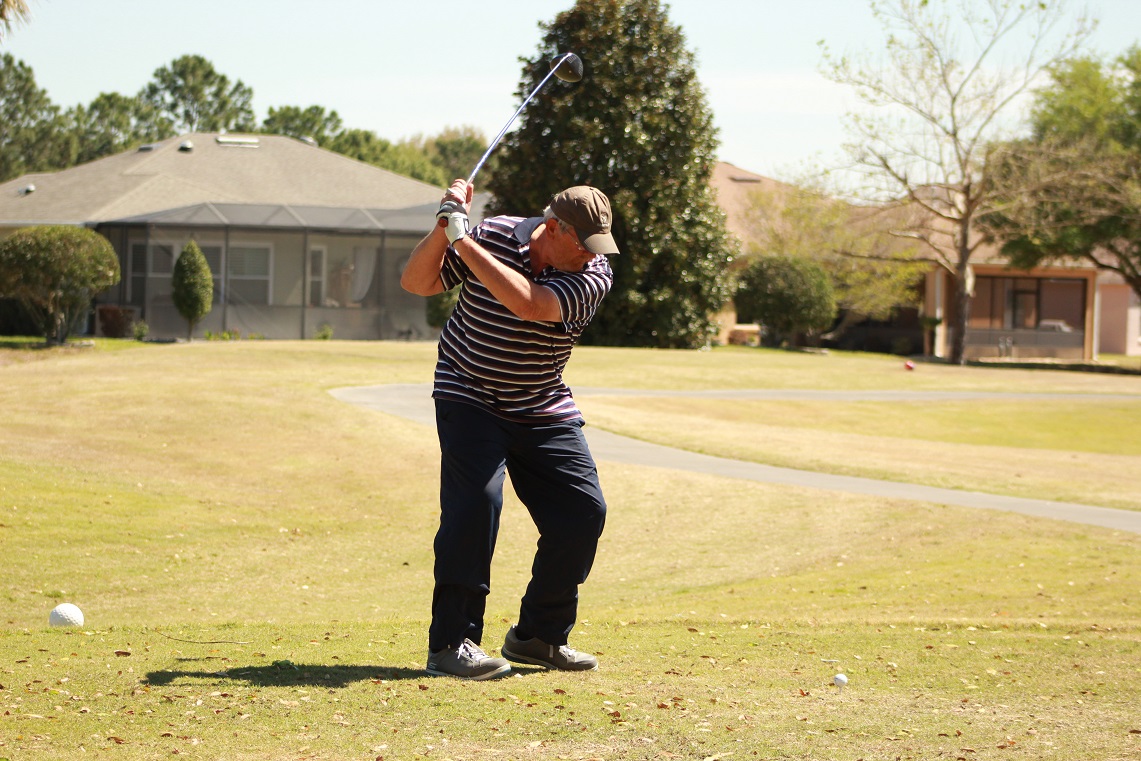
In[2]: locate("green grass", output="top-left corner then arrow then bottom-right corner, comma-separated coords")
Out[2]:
1099,353 -> 1141,372
1,340 -> 1138,760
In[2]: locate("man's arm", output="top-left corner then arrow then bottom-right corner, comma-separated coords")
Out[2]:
405,179 -> 563,323
451,236 -> 562,323
400,179 -> 472,297
399,224 -> 449,296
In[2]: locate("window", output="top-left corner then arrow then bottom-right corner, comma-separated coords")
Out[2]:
227,245 -> 272,306
199,245 -> 223,305
308,247 -> 326,307
150,243 -> 175,274
129,243 -> 147,305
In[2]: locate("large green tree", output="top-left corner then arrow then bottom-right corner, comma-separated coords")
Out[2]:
327,128 -> 447,185
261,105 -> 343,146
819,0 -> 1093,364
65,92 -> 170,165
485,0 -> 736,349
405,126 -> 489,185
141,55 -> 255,134
983,48 -> 1141,301
0,53 -> 74,181
0,226 -> 120,345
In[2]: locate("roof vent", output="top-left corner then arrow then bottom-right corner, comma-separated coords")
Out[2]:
299,136 -> 317,146
178,140 -> 194,153
18,183 -> 35,196
216,135 -> 260,148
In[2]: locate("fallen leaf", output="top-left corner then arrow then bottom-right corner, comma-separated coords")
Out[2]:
114,650 -> 131,657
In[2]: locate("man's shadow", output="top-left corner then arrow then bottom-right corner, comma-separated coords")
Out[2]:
145,658 -> 428,688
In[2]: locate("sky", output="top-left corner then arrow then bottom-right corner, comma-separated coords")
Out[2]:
4,0 -> 1140,182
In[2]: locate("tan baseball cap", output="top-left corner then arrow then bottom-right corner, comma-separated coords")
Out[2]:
550,186 -> 620,255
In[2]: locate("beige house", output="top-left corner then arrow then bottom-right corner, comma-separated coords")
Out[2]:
0,133 -> 465,340
712,161 -> 1137,359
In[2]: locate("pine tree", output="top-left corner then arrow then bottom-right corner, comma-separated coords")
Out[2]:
485,0 -> 736,348
172,241 -> 213,341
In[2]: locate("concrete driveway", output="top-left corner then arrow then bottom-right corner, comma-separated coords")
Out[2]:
330,383 -> 1141,535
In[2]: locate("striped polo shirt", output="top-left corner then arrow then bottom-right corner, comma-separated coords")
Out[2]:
433,214 -> 613,423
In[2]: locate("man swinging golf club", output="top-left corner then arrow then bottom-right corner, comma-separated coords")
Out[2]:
400,177 -> 620,679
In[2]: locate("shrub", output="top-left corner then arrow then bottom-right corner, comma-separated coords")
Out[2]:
0,226 -> 120,345
735,255 -> 836,348
96,305 -> 133,338
426,290 -> 457,329
172,240 -> 213,340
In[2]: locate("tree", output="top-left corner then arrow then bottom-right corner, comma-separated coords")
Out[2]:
819,0 -> 1093,364
735,255 -> 837,347
261,105 -> 343,146
171,240 -> 213,341
743,184 -> 926,339
0,0 -> 30,40
326,128 -> 448,185
485,0 -> 736,349
404,126 -> 489,183
141,55 -> 255,134
0,226 -> 120,344
983,48 -> 1141,301
65,92 -> 170,165
0,53 -> 73,181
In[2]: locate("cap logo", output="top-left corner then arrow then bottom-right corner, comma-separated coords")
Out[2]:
600,213 -> 609,227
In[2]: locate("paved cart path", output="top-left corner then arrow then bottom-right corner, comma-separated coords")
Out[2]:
330,384 -> 1141,535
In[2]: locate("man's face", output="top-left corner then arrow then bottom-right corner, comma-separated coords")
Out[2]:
547,219 -> 597,272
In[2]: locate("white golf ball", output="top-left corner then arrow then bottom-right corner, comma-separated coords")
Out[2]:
49,603 -> 84,628
834,673 -> 848,687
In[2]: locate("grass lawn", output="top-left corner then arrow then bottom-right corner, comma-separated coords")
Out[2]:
1,340 -> 1138,760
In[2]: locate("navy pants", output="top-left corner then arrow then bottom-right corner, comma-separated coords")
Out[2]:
429,400 -> 607,651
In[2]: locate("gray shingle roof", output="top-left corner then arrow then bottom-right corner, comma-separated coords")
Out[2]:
0,133 -> 448,229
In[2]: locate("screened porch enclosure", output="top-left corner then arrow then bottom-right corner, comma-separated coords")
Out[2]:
95,202 -> 439,340
963,274 -> 1091,359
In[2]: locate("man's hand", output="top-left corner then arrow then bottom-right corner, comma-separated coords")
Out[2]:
436,201 -> 469,244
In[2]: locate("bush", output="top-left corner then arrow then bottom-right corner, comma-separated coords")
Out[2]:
172,240 -> 213,340
96,305 -> 133,338
0,226 -> 120,344
426,290 -> 457,329
735,255 -> 836,347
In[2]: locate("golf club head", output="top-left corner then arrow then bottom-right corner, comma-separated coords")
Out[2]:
551,52 -> 584,83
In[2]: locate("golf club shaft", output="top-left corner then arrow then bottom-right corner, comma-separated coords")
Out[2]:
466,56 -> 574,186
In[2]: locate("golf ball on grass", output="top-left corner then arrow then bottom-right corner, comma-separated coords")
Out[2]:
834,673 -> 848,693
49,603 -> 84,627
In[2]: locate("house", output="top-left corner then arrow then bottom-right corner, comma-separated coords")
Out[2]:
711,161 -> 1136,359
0,133 -> 471,340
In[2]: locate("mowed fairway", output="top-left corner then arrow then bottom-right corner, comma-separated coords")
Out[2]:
1,341 -> 1138,760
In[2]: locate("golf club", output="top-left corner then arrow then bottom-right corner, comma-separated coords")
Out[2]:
438,52 -> 583,227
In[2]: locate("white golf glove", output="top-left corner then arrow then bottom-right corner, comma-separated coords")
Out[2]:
436,201 -> 469,244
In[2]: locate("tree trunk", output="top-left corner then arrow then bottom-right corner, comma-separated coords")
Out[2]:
948,216 -> 976,366
949,272 -> 971,365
